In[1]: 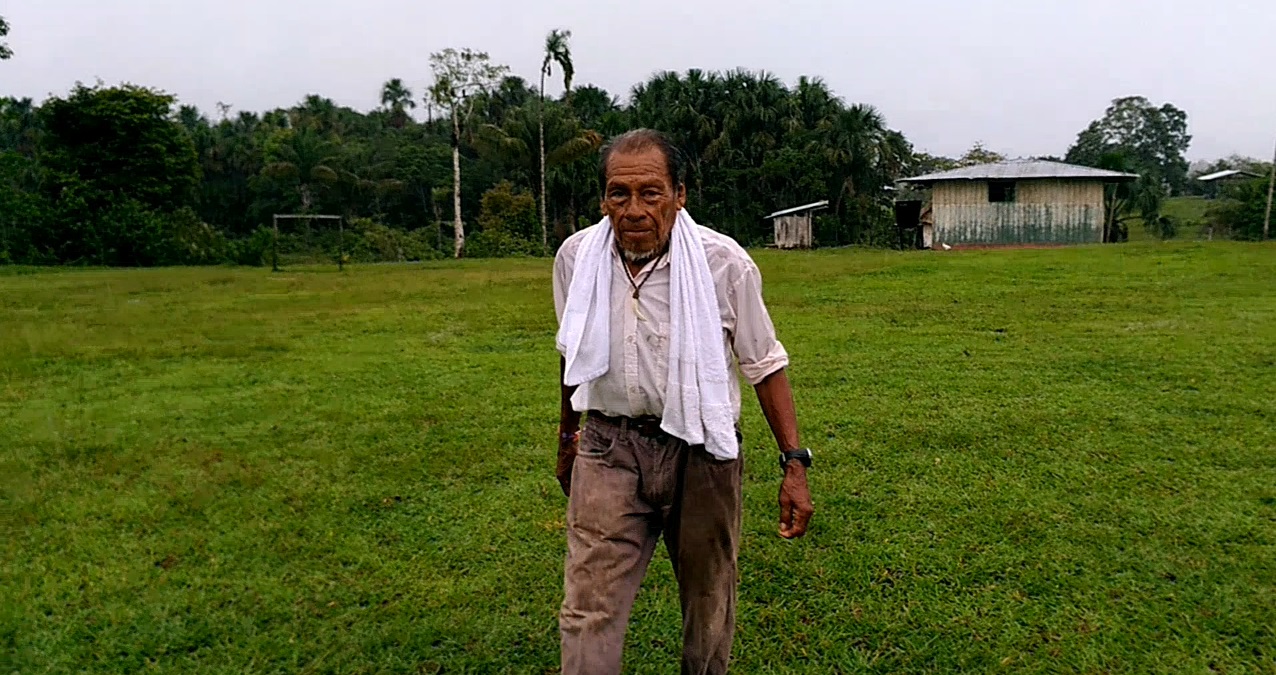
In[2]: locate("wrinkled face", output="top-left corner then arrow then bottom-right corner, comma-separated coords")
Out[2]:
601,147 -> 686,261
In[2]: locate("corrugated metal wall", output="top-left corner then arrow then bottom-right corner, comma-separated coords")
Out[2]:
774,214 -> 813,249
932,180 -> 1105,245
1018,180 -> 1103,206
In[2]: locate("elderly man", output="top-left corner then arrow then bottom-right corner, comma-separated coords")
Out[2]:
552,129 -> 814,675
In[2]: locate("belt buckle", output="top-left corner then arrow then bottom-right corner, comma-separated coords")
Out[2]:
637,417 -> 663,438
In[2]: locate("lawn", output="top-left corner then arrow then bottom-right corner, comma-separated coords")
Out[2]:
3,242 -> 1275,673
1127,196 -> 1215,242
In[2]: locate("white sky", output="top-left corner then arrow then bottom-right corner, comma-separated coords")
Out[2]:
4,0 -> 1273,161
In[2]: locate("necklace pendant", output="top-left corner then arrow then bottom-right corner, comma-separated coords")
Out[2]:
633,296 -> 647,322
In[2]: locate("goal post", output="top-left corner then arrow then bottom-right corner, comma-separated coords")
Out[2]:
271,214 -> 346,272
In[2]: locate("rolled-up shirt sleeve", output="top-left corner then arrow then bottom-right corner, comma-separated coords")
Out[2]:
730,261 -> 789,385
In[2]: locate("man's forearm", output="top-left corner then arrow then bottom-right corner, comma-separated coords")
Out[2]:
754,368 -> 800,451
559,357 -> 581,434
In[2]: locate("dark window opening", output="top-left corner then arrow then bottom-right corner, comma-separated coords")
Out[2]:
988,180 -> 1016,203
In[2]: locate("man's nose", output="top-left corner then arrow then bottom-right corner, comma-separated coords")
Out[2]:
619,202 -> 646,222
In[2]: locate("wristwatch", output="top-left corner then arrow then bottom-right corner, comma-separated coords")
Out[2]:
780,448 -> 813,471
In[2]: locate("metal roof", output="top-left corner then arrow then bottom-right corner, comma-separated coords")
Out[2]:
1196,169 -> 1261,182
901,159 -> 1139,185
765,200 -> 830,220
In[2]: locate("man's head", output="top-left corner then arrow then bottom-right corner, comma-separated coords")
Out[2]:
599,129 -> 687,263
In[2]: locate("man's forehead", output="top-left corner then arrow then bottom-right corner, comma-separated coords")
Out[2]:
605,148 -> 669,182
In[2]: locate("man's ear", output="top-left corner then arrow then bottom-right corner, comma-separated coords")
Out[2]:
676,184 -> 687,210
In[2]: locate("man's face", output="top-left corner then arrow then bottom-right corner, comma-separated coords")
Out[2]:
601,147 -> 686,261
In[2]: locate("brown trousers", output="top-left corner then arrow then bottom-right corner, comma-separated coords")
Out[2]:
560,414 -> 743,675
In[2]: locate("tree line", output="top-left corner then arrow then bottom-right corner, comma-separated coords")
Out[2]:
0,17 -> 1267,267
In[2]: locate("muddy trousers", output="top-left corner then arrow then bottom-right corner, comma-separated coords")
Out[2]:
560,414 -> 743,675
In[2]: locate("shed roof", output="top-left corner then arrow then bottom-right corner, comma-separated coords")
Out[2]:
901,159 -> 1139,185
765,200 -> 830,220
1196,169 -> 1261,182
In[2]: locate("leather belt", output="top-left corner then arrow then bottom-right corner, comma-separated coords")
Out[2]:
587,411 -> 668,439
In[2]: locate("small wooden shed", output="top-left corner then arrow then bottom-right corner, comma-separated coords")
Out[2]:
899,160 -> 1138,247
766,200 -> 829,249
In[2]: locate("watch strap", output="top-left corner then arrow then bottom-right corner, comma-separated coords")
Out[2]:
780,448 -> 812,470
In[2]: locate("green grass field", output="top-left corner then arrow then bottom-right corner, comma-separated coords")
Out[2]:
1128,196 -> 1214,242
3,242 -> 1275,673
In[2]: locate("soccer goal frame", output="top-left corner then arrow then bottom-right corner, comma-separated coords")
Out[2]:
271,214 -> 346,272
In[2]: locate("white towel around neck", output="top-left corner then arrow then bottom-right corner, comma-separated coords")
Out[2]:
556,210 -> 738,459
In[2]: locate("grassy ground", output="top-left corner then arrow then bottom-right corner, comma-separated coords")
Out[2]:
3,242 -> 1275,673
1128,196 -> 1213,242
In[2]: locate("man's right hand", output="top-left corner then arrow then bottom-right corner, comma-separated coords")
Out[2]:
556,429 -> 579,497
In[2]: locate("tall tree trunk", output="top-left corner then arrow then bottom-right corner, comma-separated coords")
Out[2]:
451,112 -> 464,258
300,184 -> 313,247
538,71 -> 549,253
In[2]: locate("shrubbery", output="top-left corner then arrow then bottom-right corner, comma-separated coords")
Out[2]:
1206,178 -> 1271,241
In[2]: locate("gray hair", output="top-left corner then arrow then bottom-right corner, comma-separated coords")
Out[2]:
598,128 -> 687,193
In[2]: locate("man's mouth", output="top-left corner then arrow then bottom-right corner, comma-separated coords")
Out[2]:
619,229 -> 653,241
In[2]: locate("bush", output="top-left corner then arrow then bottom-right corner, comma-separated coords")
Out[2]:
478,181 -> 540,245
466,229 -> 543,258
171,207 -> 233,264
1206,178 -> 1271,241
228,227 -> 274,267
348,218 -> 443,263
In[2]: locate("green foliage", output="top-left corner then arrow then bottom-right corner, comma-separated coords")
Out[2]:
1205,178 -> 1273,241
477,181 -> 539,241
542,30 -> 574,96
379,78 -> 416,129
0,152 -> 50,264
1066,96 -> 1192,195
41,83 -> 200,214
1088,151 -> 1165,243
629,70 -> 910,246
3,244 -> 1275,672
466,229 -> 543,258
35,178 -> 177,266
170,206 -> 233,264
227,226 -> 274,266
956,142 -> 1006,167
347,218 -> 443,262
469,175 -> 542,258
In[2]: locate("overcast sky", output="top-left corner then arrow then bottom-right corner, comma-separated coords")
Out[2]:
5,0 -> 1273,161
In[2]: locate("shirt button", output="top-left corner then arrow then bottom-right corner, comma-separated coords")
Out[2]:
629,386 -> 639,394
627,335 -> 637,345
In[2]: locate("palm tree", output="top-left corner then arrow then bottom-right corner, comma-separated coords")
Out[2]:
539,29 -> 574,252
476,103 -> 601,238
262,128 -> 340,214
478,104 -> 600,187
380,79 -> 416,129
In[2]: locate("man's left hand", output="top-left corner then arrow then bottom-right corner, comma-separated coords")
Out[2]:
778,463 -> 814,539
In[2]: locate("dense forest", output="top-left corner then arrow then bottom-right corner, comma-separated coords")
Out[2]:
0,22 -> 1270,266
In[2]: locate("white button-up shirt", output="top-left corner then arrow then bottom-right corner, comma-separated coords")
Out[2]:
553,224 -> 789,421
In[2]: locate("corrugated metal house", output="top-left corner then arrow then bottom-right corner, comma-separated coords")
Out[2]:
766,200 -> 828,249
899,160 -> 1138,247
